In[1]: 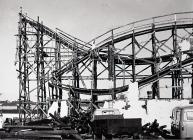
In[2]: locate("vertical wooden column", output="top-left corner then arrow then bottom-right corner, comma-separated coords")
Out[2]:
18,12 -> 23,122
24,20 -> 29,122
54,36 -> 58,101
172,21 -> 177,98
18,12 -> 31,122
190,37 -> 193,98
71,41 -> 79,89
72,41 -> 79,108
40,21 -> 47,117
55,37 -> 62,115
24,21 -> 29,121
36,17 -> 47,119
36,16 -> 41,118
132,29 -> 136,82
172,19 -> 182,99
92,51 -> 98,103
108,30 -> 116,99
151,23 -> 160,99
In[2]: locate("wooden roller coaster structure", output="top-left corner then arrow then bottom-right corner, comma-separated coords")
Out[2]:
15,11 -> 193,122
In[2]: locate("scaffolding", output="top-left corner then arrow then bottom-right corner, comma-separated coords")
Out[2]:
16,11 -> 193,122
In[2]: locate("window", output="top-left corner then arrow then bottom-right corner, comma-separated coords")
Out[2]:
176,111 -> 181,120
186,111 -> 193,120
171,111 -> 174,119
102,110 -> 114,115
173,110 -> 176,119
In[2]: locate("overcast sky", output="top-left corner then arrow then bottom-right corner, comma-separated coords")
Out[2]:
0,0 -> 193,101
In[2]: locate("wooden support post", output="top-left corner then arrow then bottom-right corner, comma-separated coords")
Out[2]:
172,24 -> 177,99
112,30 -> 116,99
18,12 -> 32,123
36,16 -> 41,118
108,30 -> 116,99
72,41 -> 79,110
151,23 -> 160,99
132,30 -> 136,82
23,19 -> 29,122
190,37 -> 193,98
192,64 -> 193,99
172,21 -> 183,99
92,51 -> 98,103
18,12 -> 23,122
40,21 -> 47,117
55,37 -> 62,115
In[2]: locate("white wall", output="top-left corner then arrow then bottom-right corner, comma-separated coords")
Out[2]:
103,82 -> 191,129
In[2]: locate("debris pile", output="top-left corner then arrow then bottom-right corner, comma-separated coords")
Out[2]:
141,119 -> 175,139
0,113 -> 87,140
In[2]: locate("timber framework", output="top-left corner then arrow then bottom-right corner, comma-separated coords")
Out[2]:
15,11 -> 193,121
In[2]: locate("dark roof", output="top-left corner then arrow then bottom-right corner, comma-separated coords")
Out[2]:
2,102 -> 18,106
0,101 -> 19,106
0,101 -> 36,106
1,109 -> 19,114
173,105 -> 193,110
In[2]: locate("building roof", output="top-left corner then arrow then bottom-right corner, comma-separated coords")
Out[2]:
173,105 -> 193,110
